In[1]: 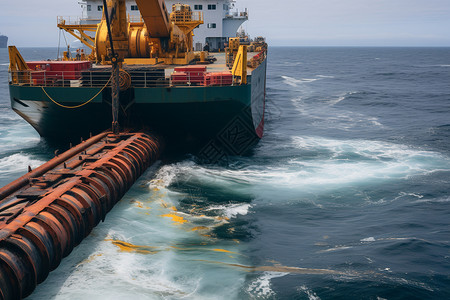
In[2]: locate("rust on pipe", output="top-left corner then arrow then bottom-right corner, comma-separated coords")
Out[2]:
0,132 -> 109,201
0,131 -> 162,299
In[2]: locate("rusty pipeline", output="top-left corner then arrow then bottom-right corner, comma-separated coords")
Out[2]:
0,131 -> 162,299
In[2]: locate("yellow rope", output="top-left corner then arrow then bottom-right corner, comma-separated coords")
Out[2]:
41,76 -> 112,109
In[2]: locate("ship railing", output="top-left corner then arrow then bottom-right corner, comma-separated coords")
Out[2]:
59,13 -> 204,26
247,49 -> 267,69
57,16 -> 85,26
58,16 -> 103,27
8,70 -> 235,88
171,11 -> 203,23
225,10 -> 249,19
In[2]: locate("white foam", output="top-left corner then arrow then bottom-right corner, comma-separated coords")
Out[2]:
379,237 -> 432,244
0,153 -> 44,176
0,114 -> 21,121
393,192 -> 424,201
300,78 -> 319,83
292,136 -> 447,164
207,203 -> 251,219
147,137 -> 450,204
0,137 -> 41,153
246,272 -> 288,298
54,247 -> 199,299
287,136 -> 450,185
319,246 -> 353,253
328,95 -> 346,106
281,75 -> 319,87
361,237 -> 376,242
414,196 -> 450,204
290,93 -> 384,130
316,75 -> 335,79
0,123 -> 41,152
173,136 -> 450,201
280,61 -> 303,66
384,275 -> 434,292
147,162 -> 193,189
298,285 -> 321,300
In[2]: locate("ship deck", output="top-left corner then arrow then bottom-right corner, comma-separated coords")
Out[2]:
8,49 -> 267,152
89,52 -> 261,74
9,51 -> 266,89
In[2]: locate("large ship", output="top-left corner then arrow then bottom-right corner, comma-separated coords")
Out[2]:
8,0 -> 267,161
0,34 -> 7,48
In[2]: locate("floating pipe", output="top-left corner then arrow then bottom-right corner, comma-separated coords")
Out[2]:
0,131 -> 162,299
0,132 -> 109,200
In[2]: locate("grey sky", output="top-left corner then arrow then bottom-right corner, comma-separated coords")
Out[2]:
1,0 -> 449,47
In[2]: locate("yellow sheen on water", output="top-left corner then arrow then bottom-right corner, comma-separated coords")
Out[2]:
161,213 -> 188,224
106,239 -> 159,254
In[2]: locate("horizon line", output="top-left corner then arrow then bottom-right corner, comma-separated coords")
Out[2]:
4,45 -> 450,48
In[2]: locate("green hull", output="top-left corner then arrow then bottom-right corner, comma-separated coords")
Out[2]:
9,59 -> 267,158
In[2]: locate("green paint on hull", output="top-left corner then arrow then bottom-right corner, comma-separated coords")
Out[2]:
10,84 -> 253,153
9,57 -> 267,157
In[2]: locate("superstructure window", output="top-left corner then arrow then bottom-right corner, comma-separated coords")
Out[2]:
208,4 -> 216,10
131,5 -> 138,11
97,5 -> 103,11
207,23 -> 217,28
87,5 -> 91,11
194,5 -> 203,10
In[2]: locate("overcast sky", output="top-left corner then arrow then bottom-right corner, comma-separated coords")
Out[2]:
1,0 -> 449,47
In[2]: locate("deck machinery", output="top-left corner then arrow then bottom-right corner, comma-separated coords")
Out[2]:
58,0 -> 204,65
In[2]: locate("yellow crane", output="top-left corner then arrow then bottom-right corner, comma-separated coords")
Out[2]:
58,0 -> 203,65
8,46 -> 31,84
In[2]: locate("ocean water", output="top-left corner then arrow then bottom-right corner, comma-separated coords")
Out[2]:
1,47 -> 450,299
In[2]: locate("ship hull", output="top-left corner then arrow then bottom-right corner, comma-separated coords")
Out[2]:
0,36 -> 7,48
9,58 -> 267,157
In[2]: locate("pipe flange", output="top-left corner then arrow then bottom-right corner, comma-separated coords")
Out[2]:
119,69 -> 132,91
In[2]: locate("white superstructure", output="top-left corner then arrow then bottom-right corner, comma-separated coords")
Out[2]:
79,0 -> 248,51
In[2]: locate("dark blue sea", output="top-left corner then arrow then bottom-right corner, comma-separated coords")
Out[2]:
1,47 -> 450,299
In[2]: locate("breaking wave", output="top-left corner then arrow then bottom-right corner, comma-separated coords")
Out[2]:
246,272 -> 288,298
0,153 -> 44,177
207,203 -> 252,219
162,137 -> 450,201
281,74 -> 335,87
281,75 -> 323,87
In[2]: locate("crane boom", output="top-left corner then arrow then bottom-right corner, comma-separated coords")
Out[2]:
58,0 -> 203,65
134,0 -> 170,38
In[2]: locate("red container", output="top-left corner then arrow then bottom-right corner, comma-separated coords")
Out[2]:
171,70 -> 205,85
204,72 -> 233,86
173,65 -> 206,84
171,72 -> 189,84
203,73 -> 212,86
27,61 -> 92,83
187,74 -> 205,84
